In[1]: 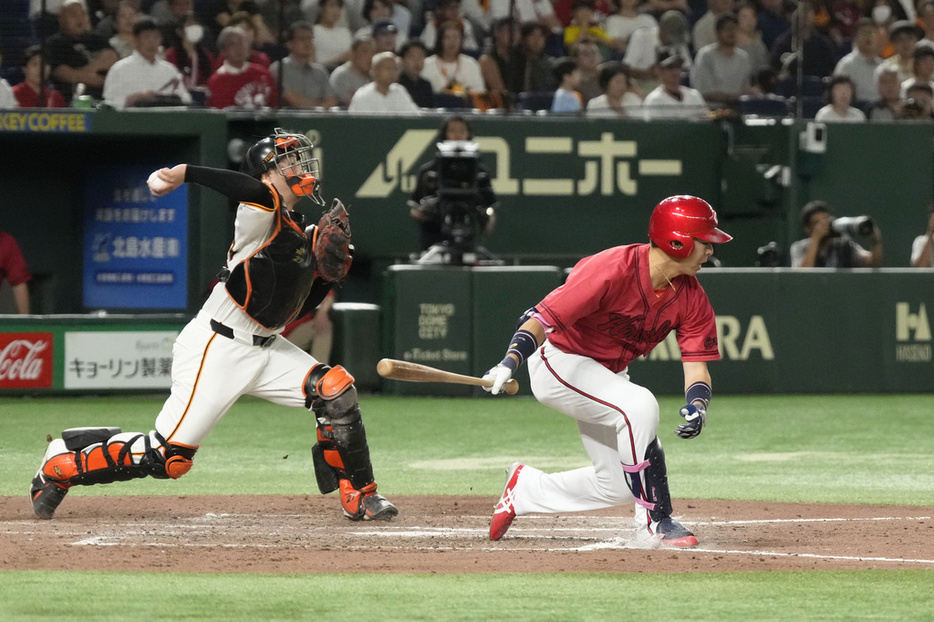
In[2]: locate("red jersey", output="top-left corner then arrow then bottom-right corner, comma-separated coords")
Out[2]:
12,83 -> 66,108
0,232 -> 32,287
536,244 -> 720,373
206,63 -> 279,109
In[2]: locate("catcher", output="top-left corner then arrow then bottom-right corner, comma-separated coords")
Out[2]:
30,128 -> 398,522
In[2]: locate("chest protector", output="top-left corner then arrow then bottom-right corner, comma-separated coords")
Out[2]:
225,199 -> 317,330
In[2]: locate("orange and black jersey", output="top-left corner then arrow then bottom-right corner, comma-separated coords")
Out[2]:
185,164 -> 328,330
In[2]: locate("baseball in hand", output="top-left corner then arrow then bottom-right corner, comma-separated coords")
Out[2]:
147,169 -> 172,195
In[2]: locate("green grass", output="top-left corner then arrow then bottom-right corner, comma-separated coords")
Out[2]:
1,570 -> 933,621
3,394 -> 934,505
2,394 -> 934,621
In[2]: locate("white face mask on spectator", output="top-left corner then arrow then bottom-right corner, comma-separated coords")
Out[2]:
872,5 -> 891,24
185,24 -> 204,43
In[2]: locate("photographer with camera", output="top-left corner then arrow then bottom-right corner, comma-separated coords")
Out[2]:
408,116 -> 499,264
790,200 -> 883,268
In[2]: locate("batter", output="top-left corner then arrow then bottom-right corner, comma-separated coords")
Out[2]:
29,128 -> 397,523
483,195 -> 731,547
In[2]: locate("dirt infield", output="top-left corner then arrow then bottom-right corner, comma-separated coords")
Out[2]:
1,495 -> 932,574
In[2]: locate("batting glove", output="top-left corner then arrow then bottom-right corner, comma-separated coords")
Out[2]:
483,364 -> 514,395
675,403 -> 707,439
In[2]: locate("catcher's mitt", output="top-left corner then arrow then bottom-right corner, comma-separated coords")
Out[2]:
312,198 -> 353,282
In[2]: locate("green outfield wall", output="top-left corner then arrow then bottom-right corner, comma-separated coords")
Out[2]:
1,111 -> 932,314
1,268 -> 931,394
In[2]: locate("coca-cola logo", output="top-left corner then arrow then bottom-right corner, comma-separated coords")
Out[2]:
0,333 -> 54,389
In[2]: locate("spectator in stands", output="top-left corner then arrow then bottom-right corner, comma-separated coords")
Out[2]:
691,13 -> 755,107
642,49 -> 708,119
564,0 -> 623,59
586,60 -> 643,115
383,0 -> 413,40
571,38 -> 604,103
164,13 -> 216,89
269,20 -> 338,108
93,0 -> 140,38
605,0 -> 657,54
645,0 -> 689,15
209,0 -> 251,32
13,46 -> 67,108
735,1 -> 769,73
911,201 -> 934,267
371,19 -> 400,53
153,0 -> 196,50
108,0 -> 139,59
903,81 -> 934,118
815,74 -> 867,120
833,18 -> 882,102
489,0 -> 563,32
348,50 -> 420,111
771,1 -> 837,80
874,19 -> 921,82
314,0 -> 355,68
421,20 -> 485,94
0,49 -> 16,109
510,22 -> 559,94
0,230 -> 32,314
103,17 -> 192,108
757,0 -> 793,50
207,26 -> 278,108
866,0 -> 906,59
479,17 -> 520,101
398,39 -> 434,107
354,0 -> 393,39
868,65 -> 904,118
834,0 -> 865,42
421,0 -> 481,57
259,0 -> 306,47
223,10 -> 275,67
550,56 -> 583,112
281,290 -> 335,364
623,9 -> 691,97
692,0 -> 732,51
790,200 -> 882,267
329,35 -> 376,105
554,0 -> 615,27
901,45 -> 934,96
44,0 -> 119,103
918,0 -> 934,47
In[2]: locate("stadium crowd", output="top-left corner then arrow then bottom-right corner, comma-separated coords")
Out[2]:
1,0 -> 934,119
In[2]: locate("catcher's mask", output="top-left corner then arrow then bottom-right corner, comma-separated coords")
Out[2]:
648,195 -> 732,258
242,128 -> 324,205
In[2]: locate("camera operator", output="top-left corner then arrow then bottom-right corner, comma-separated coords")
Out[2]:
790,200 -> 883,268
408,115 -> 498,261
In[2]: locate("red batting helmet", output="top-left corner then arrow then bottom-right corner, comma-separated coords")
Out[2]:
648,195 -> 732,258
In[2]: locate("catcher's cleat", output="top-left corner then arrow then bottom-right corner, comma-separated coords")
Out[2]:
29,439 -> 72,520
339,480 -> 398,521
653,517 -> 698,548
490,462 -> 523,541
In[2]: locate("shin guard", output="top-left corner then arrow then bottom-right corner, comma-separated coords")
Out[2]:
643,437 -> 674,522
306,365 -> 376,492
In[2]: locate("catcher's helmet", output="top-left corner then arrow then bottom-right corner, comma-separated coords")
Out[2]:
648,195 -> 732,258
242,128 -> 324,205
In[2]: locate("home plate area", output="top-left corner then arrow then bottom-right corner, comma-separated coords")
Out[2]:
1,495 -> 932,574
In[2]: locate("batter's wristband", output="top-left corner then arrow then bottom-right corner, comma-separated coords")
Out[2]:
502,329 -> 538,370
685,381 -> 711,408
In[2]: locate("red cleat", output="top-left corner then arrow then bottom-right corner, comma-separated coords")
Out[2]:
490,463 -> 524,541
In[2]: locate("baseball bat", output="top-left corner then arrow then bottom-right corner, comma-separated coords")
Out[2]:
376,358 -> 520,395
